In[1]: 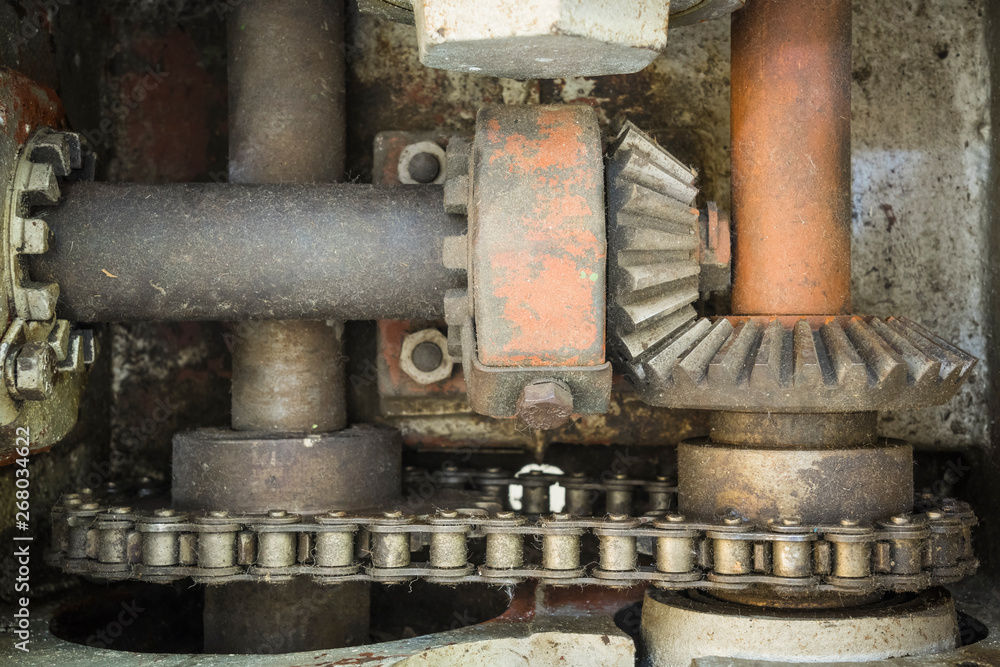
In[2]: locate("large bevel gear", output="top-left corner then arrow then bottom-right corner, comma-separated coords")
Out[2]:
1,128 -> 97,441
605,123 -> 978,412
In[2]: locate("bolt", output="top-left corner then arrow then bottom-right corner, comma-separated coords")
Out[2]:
383,510 -> 403,519
110,506 -> 131,514
411,340 -> 444,372
926,510 -> 945,520
326,511 -> 346,518
666,514 -> 685,523
208,510 -> 229,518
12,341 -> 55,401
496,511 -> 517,520
780,516 -> 801,527
723,517 -> 743,526
891,514 -> 911,525
437,509 -> 459,519
407,151 -> 441,183
64,497 -> 82,507
268,510 -> 287,518
839,518 -> 860,527
154,508 -> 176,517
80,503 -> 100,511
608,513 -> 629,522
551,513 -> 570,521
516,380 -> 573,430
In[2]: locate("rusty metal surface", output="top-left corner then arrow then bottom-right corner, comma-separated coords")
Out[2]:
730,0 -> 853,316
678,438 -> 914,524
471,104 -> 606,368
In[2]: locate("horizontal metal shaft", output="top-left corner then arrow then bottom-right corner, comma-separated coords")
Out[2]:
31,182 -> 466,321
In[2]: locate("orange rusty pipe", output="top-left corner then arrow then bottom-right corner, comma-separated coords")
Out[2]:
730,0 -> 853,316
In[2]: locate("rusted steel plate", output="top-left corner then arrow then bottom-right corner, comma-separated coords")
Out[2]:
471,104 -> 606,367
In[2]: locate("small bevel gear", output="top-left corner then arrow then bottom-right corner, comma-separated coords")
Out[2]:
605,121 -> 703,378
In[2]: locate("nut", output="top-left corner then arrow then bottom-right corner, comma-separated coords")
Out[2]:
12,341 -> 55,401
516,380 -> 573,430
400,328 -> 453,384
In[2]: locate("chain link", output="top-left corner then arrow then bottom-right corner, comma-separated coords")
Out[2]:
46,469 -> 978,593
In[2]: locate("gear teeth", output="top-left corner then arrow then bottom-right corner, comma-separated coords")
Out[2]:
708,319 -> 761,386
751,319 -> 788,390
606,121 -> 703,376
631,316 -> 978,412
793,319 -> 824,386
10,216 -> 50,255
29,130 -> 72,176
677,318 -> 733,385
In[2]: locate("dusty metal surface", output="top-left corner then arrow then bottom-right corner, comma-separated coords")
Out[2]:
709,411 -> 878,448
641,588 -> 960,665
231,320 -> 347,432
413,0 -> 671,79
471,104 -> 606,368
627,315 -> 978,412
678,438 -> 914,524
29,182 -> 468,321
172,426 -> 402,513
730,0 -> 853,316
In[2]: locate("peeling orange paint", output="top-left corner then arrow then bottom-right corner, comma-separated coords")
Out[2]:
473,105 -> 606,367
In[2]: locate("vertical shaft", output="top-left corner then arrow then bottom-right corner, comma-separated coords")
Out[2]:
730,0 -> 853,316
228,0 -> 347,432
204,0 -> 365,653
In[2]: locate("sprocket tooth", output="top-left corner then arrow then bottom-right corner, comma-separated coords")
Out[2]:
644,319 -> 712,386
819,319 -> 868,389
846,316 -> 907,388
21,282 -> 59,321
870,317 -> 940,386
23,161 -> 59,205
750,319 -> 788,390
10,216 -> 50,255
793,319 -> 824,387
677,319 -> 734,386
29,131 -> 72,176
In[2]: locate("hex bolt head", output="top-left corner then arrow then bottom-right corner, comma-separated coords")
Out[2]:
516,380 -> 573,430
12,341 -> 55,401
